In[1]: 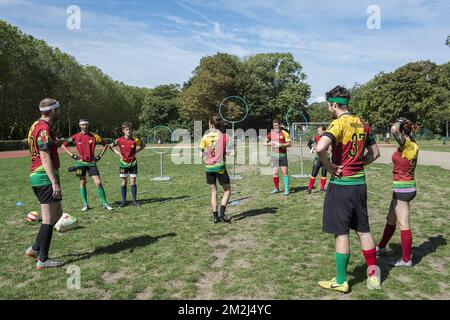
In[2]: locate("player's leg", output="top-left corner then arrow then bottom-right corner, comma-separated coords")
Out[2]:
377,197 -> 397,255
281,164 -> 289,195
79,170 -> 89,211
306,159 -> 320,194
130,166 -> 139,207
271,163 -> 280,193
209,178 -> 220,223
91,170 -> 113,210
119,171 -> 128,207
391,192 -> 415,267
320,162 -> 328,192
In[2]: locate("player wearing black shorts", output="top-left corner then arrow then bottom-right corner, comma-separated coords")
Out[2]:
315,86 -> 381,293
109,122 -> 146,207
25,98 -> 65,269
61,119 -> 113,211
376,117 -> 419,268
200,115 -> 236,223
306,126 -> 329,194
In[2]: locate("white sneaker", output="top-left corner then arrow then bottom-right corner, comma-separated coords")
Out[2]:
390,258 -> 413,267
376,246 -> 386,256
36,259 -> 65,270
81,205 -> 90,212
103,204 -> 114,211
25,247 -> 39,261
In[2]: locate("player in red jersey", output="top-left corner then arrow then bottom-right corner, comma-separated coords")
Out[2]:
264,119 -> 292,195
25,98 -> 65,269
109,122 -> 146,207
315,86 -> 381,293
306,125 -> 330,194
61,119 -> 113,211
376,117 -> 419,267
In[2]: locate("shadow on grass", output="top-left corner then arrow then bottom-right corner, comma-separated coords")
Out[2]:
230,207 -> 278,221
290,186 -> 310,194
62,233 -> 177,263
113,196 -> 189,206
348,235 -> 447,287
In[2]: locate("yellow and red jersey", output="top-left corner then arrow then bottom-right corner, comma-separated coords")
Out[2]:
27,120 -> 60,186
200,130 -> 233,172
63,132 -> 105,164
323,113 -> 376,185
266,129 -> 291,157
392,138 -> 419,191
113,136 -> 142,168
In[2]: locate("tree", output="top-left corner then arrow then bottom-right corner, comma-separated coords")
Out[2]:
306,102 -> 331,122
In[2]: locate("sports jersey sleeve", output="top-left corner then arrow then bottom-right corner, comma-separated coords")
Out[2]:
199,137 -> 207,150
400,139 -> 419,161
266,133 -> 271,142
63,134 -> 76,146
135,138 -> 142,146
37,128 -> 52,151
112,139 -> 119,147
364,124 -> 376,147
283,131 -> 291,143
324,119 -> 343,144
95,134 -> 106,146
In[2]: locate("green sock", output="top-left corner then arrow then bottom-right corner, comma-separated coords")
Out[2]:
283,176 -> 289,192
335,252 -> 350,285
80,186 -> 88,206
97,186 -> 108,206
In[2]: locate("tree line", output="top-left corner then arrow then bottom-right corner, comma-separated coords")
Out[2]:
1,20 -> 449,142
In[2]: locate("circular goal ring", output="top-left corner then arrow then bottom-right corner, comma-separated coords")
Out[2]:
147,125 -> 174,155
219,96 -> 249,124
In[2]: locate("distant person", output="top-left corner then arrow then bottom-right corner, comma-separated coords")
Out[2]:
306,125 -> 330,194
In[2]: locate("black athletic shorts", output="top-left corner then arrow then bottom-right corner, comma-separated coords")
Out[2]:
271,156 -> 288,168
76,165 -> 100,177
32,184 -> 62,204
206,170 -> 230,186
323,183 -> 370,235
120,165 -> 138,177
393,191 -> 416,202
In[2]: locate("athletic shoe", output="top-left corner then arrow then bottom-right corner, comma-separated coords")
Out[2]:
213,214 -> 220,224
318,277 -> 350,293
320,189 -> 325,193
270,189 -> 279,194
103,204 -> 114,211
81,205 -> 90,212
36,259 -> 65,270
219,214 -> 231,223
367,275 -> 381,290
305,189 -> 312,194
25,247 -> 39,261
283,190 -> 289,196
376,246 -> 386,256
389,258 -> 413,267
133,202 -> 141,208
118,202 -> 127,208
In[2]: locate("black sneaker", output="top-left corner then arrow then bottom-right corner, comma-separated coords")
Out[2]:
213,214 -> 220,224
118,202 -> 127,208
305,189 -> 312,194
219,214 -> 231,223
133,202 -> 141,207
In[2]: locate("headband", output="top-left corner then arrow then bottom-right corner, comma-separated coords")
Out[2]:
39,102 -> 60,112
79,120 -> 89,125
327,97 -> 350,105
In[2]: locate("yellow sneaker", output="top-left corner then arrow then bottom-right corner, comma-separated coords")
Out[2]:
318,277 -> 350,293
367,275 -> 381,290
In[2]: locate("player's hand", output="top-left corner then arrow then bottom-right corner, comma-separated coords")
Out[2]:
328,163 -> 344,178
71,154 -> 80,160
271,141 -> 279,147
94,156 -> 101,162
52,182 -> 62,199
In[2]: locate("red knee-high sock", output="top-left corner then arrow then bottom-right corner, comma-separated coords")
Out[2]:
308,177 -> 315,190
273,177 -> 279,190
401,230 -> 412,262
362,248 -> 377,268
378,223 -> 396,248
320,177 -> 327,190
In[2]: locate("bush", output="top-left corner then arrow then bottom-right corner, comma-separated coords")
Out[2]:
0,140 -> 28,151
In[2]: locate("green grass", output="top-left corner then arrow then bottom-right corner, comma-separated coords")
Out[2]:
0,149 -> 449,300
415,139 -> 450,152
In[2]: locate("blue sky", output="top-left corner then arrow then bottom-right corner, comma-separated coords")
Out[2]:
1,0 -> 449,102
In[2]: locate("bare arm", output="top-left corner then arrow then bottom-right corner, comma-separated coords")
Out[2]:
316,136 -> 342,176
135,142 -> 146,154
97,144 -> 109,158
364,144 -> 381,167
391,123 -> 406,146
40,150 -> 61,198
109,143 -> 121,156
60,143 -> 76,158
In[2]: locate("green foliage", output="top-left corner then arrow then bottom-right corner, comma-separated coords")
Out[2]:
306,102 -> 331,122
350,61 -> 450,133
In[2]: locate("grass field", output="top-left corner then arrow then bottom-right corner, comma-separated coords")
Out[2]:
413,139 -> 450,153
0,149 -> 448,300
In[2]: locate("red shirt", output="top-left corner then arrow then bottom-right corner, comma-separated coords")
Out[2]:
28,120 -> 60,172
114,136 -> 142,164
63,132 -> 105,162
392,139 -> 419,182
